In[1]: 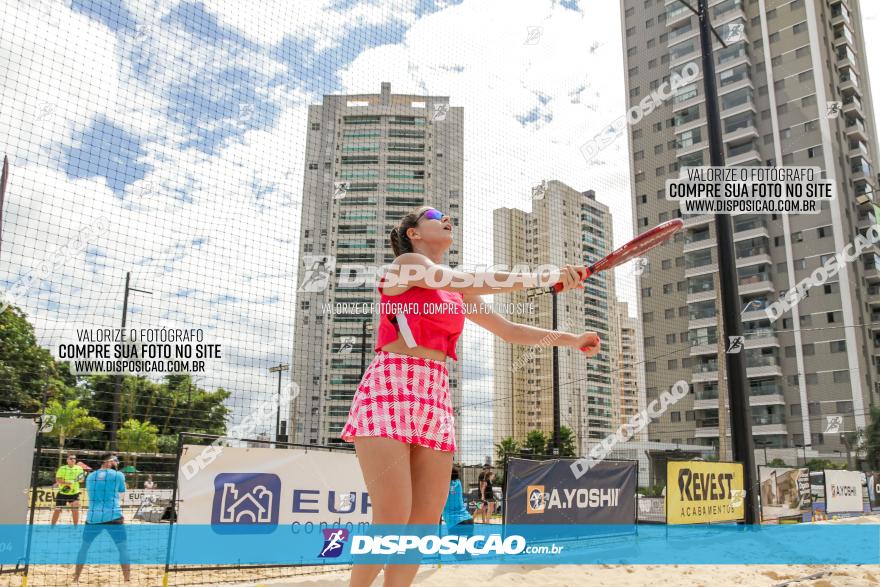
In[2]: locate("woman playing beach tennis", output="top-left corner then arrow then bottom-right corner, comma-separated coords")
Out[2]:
340,205 -> 600,587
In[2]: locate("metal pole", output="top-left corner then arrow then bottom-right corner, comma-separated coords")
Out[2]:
551,291 -> 560,454
0,155 -> 8,257
275,370 -> 283,448
110,272 -> 132,449
696,0 -> 758,524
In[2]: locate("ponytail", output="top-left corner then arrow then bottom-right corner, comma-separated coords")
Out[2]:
389,207 -> 428,257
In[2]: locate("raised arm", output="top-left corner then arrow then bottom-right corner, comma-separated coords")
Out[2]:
381,253 -> 586,296
462,293 -> 601,356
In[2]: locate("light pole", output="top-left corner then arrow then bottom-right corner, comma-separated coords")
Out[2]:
110,272 -> 152,450
525,286 -> 560,455
673,0 -> 759,524
269,363 -> 289,448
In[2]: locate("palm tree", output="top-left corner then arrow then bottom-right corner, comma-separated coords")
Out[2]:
117,419 -> 159,483
495,437 -> 520,465
44,399 -> 104,466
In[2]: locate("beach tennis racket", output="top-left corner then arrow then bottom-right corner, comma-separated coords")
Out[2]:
551,218 -> 684,353
550,218 -> 684,294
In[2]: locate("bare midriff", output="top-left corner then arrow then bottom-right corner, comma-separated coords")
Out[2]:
380,335 -> 448,362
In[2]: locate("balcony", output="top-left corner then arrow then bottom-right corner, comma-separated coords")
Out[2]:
833,23 -> 854,47
692,362 -> 719,383
695,426 -> 720,438
684,229 -> 715,253
831,2 -> 851,27
839,71 -> 860,95
738,273 -> 774,295
684,213 -> 712,228
837,46 -> 858,72
851,158 -> 872,181
848,140 -> 870,160
868,285 -> 880,307
845,116 -> 867,141
685,255 -> 715,278
733,217 -> 770,241
742,327 -> 779,349
866,256 -> 880,283
843,94 -> 864,116
735,245 -> 772,268
752,423 -> 788,436
746,355 -> 782,378
665,0 -> 692,25
726,141 -> 762,166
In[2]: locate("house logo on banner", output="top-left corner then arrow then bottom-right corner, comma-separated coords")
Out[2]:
824,469 -> 865,514
211,473 -> 281,527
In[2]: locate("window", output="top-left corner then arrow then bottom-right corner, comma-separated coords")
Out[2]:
642,287 -> 652,297
666,333 -> 676,344
643,312 -> 654,322
792,22 -> 806,34
664,284 -> 674,294
802,343 -> 814,355
836,401 -> 853,413
671,412 -> 681,423
668,359 -> 677,369
830,340 -> 846,353
832,370 -> 849,383
790,404 -> 801,416
645,361 -> 657,372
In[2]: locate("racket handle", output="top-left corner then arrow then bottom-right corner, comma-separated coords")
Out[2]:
550,267 -> 592,293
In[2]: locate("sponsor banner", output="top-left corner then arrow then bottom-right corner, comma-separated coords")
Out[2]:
3,524 -> 880,565
28,486 -> 89,509
867,472 -> 880,510
177,445 -> 369,527
666,461 -> 744,525
504,458 -> 636,525
637,496 -> 666,523
824,469 -> 865,514
120,488 -> 173,507
758,467 -> 811,522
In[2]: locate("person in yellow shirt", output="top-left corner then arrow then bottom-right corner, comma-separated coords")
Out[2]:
51,454 -> 85,525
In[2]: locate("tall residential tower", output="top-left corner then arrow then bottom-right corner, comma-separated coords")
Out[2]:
291,83 -> 464,447
620,0 -> 879,457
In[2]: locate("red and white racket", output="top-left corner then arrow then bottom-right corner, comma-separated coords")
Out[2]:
551,218 -> 684,352
551,218 -> 684,294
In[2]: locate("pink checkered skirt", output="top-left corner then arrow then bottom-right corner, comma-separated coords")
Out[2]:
340,351 -> 455,453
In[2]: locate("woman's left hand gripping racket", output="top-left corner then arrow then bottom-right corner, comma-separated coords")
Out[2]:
551,218 -> 685,353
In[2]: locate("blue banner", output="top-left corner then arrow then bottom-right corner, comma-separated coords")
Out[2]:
0,523 -> 878,565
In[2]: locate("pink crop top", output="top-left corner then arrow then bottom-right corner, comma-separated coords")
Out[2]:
374,275 -> 466,361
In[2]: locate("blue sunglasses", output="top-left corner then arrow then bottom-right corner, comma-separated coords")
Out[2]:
417,208 -> 445,222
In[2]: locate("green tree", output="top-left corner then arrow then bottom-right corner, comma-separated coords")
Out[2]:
862,405 -> 880,470
767,458 -> 789,467
546,426 -> 576,457
117,418 -> 159,474
0,305 -> 70,411
44,399 -> 104,466
525,430 -> 549,456
495,437 -> 520,464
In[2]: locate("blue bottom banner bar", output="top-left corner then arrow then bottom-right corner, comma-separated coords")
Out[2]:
1,523 -> 878,565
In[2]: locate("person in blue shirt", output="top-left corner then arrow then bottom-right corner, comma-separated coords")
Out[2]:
73,454 -> 130,583
442,466 -> 474,534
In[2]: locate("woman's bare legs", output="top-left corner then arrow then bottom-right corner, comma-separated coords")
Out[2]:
382,445 -> 453,587
349,437 -> 412,587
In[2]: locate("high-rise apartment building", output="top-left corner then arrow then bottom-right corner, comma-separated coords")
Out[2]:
620,0 -> 879,457
613,301 -> 646,438
492,182 -> 618,455
291,83 -> 463,447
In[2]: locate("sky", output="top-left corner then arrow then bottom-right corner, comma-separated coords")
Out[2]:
1,0 -> 879,464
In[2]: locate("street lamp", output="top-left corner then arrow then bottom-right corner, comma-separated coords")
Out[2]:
269,363 -> 289,448
360,320 -> 374,376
